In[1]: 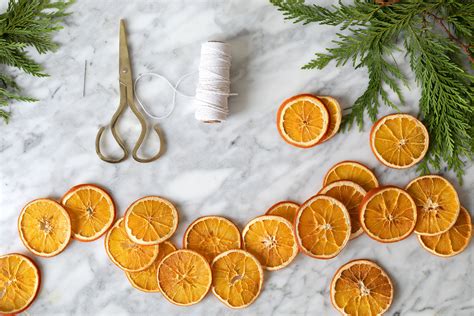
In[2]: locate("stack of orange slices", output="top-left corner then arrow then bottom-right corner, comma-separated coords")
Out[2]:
276,94 -> 342,148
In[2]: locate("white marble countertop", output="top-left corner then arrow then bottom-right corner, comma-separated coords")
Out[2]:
0,1 -> 473,315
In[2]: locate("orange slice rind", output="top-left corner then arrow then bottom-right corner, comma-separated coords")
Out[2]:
370,113 -> 429,169
124,196 -> 178,245
211,249 -> 263,309
183,216 -> 241,263
324,161 -> 378,192
18,198 -> 71,257
157,249 -> 212,306
104,218 -> 159,272
61,184 -> 115,242
418,206 -> 472,257
126,241 -> 176,292
319,180 -> 366,239
242,215 -> 298,270
405,175 -> 460,236
360,186 -> 417,243
331,259 -> 393,316
317,96 -> 342,143
277,94 -> 329,148
265,201 -> 300,224
0,253 -> 40,314
295,195 -> 351,259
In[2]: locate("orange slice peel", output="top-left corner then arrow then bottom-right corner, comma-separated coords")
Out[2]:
317,96 -> 342,143
18,198 -> 71,257
61,184 -> 115,242
324,160 -> 378,192
211,249 -> 264,309
265,201 -> 300,224
295,195 -> 351,259
242,215 -> 298,270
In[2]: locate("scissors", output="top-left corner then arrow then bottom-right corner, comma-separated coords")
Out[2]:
95,19 -> 162,163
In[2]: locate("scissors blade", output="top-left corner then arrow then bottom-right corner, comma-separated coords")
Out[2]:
119,19 -> 133,87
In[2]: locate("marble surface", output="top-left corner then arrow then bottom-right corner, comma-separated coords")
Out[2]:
1,0 -> 473,315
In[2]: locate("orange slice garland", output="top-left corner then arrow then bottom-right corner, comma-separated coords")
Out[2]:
276,94 -> 329,148
331,259 -> 393,316
125,241 -> 177,292
360,186 -> 417,243
157,249 -> 212,306
324,160 -> 379,192
317,96 -> 342,143
0,254 -> 41,314
242,215 -> 298,270
418,206 -> 472,257
104,218 -> 159,272
61,184 -> 115,242
124,196 -> 178,245
319,180 -> 366,239
295,195 -> 351,259
265,201 -> 300,224
18,198 -> 71,257
370,113 -> 429,169
405,175 -> 460,236
183,216 -> 241,263
211,249 -> 264,309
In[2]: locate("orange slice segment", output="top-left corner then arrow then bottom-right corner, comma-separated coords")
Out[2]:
319,181 -> 366,239
324,161 -> 378,192
124,196 -> 178,245
61,184 -> 115,242
211,249 -> 263,309
360,186 -> 417,243
126,241 -> 176,292
317,96 -> 342,143
331,259 -> 393,316
242,215 -> 298,270
276,94 -> 329,148
295,195 -> 351,259
104,218 -> 159,272
265,201 -> 300,224
157,249 -> 212,306
418,206 -> 472,257
183,216 -> 241,263
0,254 -> 40,314
370,113 -> 429,169
18,199 -> 71,257
405,175 -> 460,236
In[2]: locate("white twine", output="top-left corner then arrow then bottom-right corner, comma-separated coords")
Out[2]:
134,41 -> 235,123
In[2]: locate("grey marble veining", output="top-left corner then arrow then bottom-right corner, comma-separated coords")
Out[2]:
0,0 -> 472,315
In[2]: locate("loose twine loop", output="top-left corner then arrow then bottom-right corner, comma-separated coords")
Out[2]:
134,41 -> 235,123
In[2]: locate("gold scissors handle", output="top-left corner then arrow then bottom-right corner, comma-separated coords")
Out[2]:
95,19 -> 162,163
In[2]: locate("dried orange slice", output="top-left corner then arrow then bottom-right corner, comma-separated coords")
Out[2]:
126,241 -> 176,292
183,216 -> 241,262
211,249 -> 263,309
295,195 -> 351,259
18,198 -> 71,257
265,201 -> 300,224
104,218 -> 159,272
0,254 -> 40,314
317,96 -> 342,143
276,94 -> 329,148
124,196 -> 178,245
370,113 -> 429,169
61,184 -> 115,242
319,180 -> 366,239
405,175 -> 460,236
418,206 -> 472,257
242,215 -> 298,270
157,249 -> 212,306
324,160 -> 378,192
360,186 -> 417,243
331,259 -> 393,316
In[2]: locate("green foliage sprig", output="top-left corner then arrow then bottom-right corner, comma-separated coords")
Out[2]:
271,0 -> 474,182
0,0 -> 73,122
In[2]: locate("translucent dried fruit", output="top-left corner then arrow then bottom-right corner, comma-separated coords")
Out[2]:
324,161 -> 378,192
265,201 -> 300,224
